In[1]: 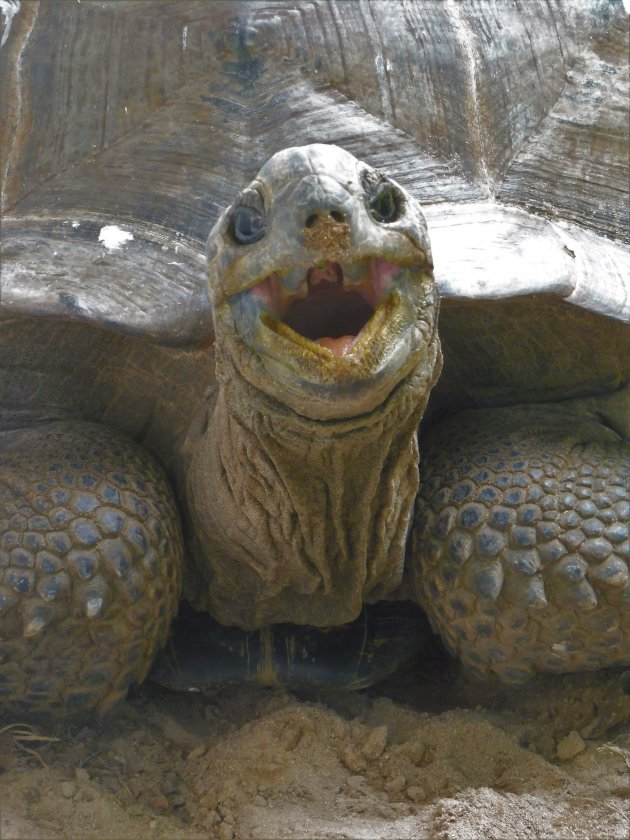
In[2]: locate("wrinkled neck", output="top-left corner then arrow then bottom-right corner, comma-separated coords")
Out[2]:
186,345 -> 440,629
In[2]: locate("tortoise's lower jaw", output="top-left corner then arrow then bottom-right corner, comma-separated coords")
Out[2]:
226,258 -> 434,419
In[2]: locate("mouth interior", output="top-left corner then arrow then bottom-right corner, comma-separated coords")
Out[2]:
249,259 -> 399,356
285,269 -> 373,344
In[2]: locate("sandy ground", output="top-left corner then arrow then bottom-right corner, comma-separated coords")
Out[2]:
1,650 -> 629,840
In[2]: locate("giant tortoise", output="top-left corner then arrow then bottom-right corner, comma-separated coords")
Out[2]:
0,0 -> 629,719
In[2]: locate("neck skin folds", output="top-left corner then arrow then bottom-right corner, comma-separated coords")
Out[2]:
184,337 -> 441,630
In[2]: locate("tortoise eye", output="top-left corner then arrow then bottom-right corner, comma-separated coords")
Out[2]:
368,183 -> 399,223
230,205 -> 266,245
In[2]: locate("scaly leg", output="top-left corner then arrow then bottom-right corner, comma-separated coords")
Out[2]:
409,403 -> 630,683
0,422 -> 182,719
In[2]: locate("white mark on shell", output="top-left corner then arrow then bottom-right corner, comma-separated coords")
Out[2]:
0,0 -> 20,49
98,225 -> 134,251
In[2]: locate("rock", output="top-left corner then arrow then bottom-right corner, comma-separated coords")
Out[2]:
187,744 -> 207,761
361,725 -> 388,761
385,775 -> 407,795
406,785 -> 426,802
556,730 -> 586,761
252,794 -> 267,807
339,743 -> 367,773
142,787 -> 169,812
200,788 -> 218,811
347,775 -> 366,791
176,806 -> 192,824
401,738 -> 426,766
74,768 -> 90,785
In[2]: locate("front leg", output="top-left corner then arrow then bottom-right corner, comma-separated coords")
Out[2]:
409,402 -> 630,683
0,422 -> 182,720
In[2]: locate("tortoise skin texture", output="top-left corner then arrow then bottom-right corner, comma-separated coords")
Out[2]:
412,406 -> 630,684
0,423 -> 182,718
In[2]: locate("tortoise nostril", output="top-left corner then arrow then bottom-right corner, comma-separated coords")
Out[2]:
330,210 -> 344,222
305,214 -> 318,228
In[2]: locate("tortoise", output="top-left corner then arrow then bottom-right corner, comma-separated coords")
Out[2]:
0,0 -> 628,720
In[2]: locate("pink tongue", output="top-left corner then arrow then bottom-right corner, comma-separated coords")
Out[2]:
315,335 -> 355,355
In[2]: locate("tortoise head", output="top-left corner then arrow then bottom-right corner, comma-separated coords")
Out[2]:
206,144 -> 439,420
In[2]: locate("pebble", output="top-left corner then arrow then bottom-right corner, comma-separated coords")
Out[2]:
556,730 -> 586,760
330,717 -> 347,739
339,743 -> 367,773
143,788 -> 169,812
252,794 -> 267,807
406,785 -> 426,802
347,775 -> 366,791
385,775 -> 406,794
187,744 -> 207,761
403,738 -> 426,766
361,725 -> 388,761
60,781 -> 77,799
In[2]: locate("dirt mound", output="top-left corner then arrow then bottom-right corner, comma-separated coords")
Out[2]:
2,661 -> 629,839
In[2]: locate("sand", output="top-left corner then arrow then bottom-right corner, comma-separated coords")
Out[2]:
1,653 -> 629,840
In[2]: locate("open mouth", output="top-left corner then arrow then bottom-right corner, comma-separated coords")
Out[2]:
235,258 -> 402,357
